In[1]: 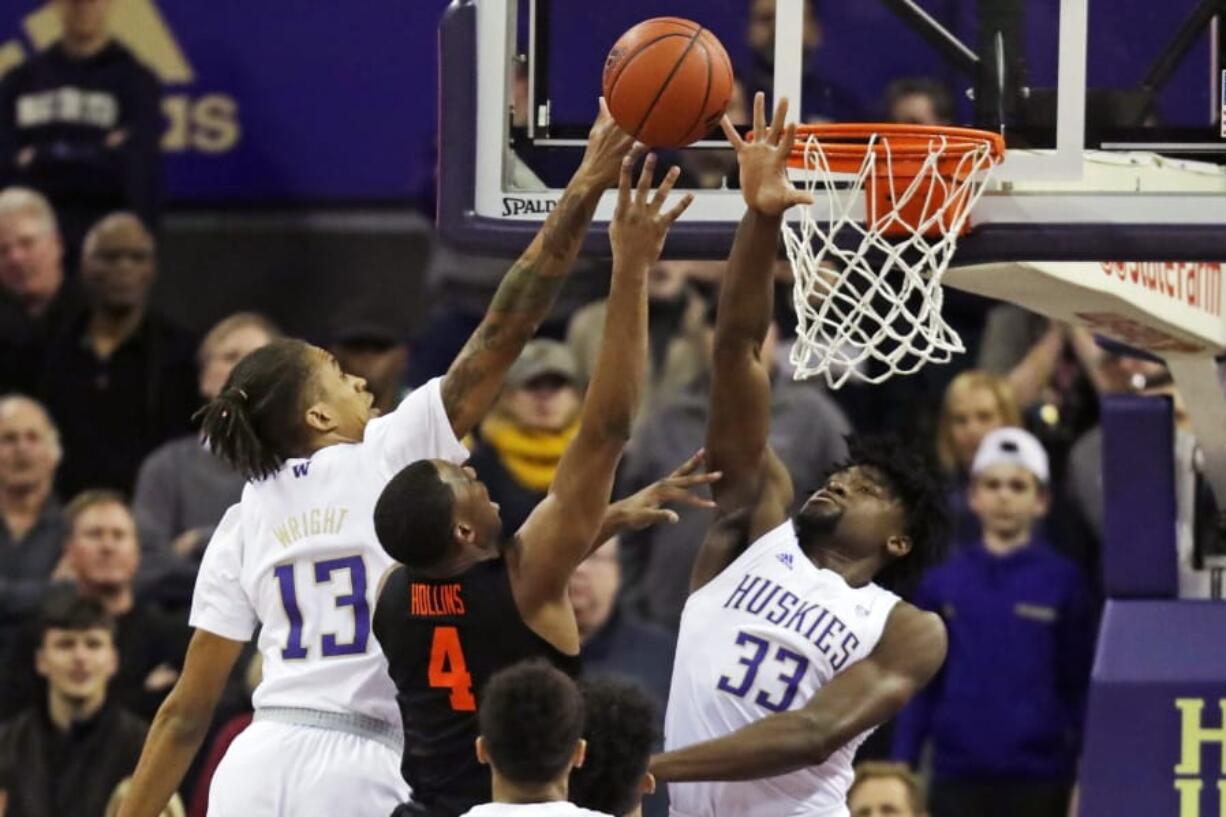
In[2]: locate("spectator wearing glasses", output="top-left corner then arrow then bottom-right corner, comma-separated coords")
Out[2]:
39,212 -> 197,498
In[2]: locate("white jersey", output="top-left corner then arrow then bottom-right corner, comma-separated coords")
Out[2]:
189,377 -> 469,727
460,803 -> 612,817
664,520 -> 900,817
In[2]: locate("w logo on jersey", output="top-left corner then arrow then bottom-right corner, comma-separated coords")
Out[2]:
776,552 -> 794,570
292,463 -> 311,478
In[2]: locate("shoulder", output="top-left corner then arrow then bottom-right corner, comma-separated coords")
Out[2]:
141,435 -> 199,472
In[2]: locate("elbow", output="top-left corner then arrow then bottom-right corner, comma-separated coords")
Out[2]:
792,711 -> 837,768
153,688 -> 214,744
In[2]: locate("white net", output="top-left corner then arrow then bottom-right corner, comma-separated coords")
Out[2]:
782,130 -> 1001,389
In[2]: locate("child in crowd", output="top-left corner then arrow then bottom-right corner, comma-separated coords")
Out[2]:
891,428 -> 1095,817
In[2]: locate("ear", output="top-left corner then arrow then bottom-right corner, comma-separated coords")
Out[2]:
885,534 -> 912,560
1034,485 -> 1051,517
304,401 -> 338,435
475,736 -> 490,766
454,521 -> 478,548
641,771 -> 657,795
571,738 -> 587,769
34,646 -> 48,679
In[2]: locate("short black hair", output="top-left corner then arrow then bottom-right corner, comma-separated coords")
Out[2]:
478,660 -> 584,786
570,678 -> 660,816
195,338 -> 318,480
37,588 -> 115,643
826,435 -> 948,592
375,460 -> 457,568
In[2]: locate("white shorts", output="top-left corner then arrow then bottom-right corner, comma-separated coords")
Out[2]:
207,719 -> 409,817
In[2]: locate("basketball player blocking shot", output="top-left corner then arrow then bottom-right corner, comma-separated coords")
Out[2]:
116,102 -> 639,817
649,94 -> 950,817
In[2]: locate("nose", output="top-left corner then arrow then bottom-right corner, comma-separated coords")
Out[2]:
828,481 -> 848,498
352,374 -> 368,391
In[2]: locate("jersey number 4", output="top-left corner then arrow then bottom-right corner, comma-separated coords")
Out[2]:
429,626 -> 476,711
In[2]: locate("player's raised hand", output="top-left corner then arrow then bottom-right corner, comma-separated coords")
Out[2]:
577,97 -> 638,189
720,92 -> 814,217
609,149 -> 695,269
612,450 -> 722,531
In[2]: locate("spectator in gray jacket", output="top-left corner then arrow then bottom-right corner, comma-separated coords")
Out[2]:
0,395 -> 66,652
617,319 -> 852,630
131,313 -> 279,596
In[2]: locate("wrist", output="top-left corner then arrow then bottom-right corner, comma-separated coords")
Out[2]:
568,166 -> 611,198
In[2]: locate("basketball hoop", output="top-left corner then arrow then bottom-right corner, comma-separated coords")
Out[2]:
781,123 -> 1005,388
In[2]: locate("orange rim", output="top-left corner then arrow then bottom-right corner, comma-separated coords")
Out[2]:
786,123 -> 1006,176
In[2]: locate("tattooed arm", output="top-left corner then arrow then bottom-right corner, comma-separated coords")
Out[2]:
440,101 -> 636,437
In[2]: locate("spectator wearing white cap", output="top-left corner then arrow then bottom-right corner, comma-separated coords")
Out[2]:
891,427 -> 1095,817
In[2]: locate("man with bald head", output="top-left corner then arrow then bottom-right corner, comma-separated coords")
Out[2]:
0,395 -> 68,652
40,212 -> 196,497
0,187 -> 84,391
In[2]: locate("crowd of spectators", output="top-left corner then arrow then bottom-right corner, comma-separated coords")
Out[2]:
0,2 -> 1215,816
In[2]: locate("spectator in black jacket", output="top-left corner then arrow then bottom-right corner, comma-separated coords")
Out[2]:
40,212 -> 197,497
0,592 -> 154,817
0,0 -> 162,263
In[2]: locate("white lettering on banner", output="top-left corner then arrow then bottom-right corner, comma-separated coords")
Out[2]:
1076,312 -> 1206,354
14,87 -> 119,129
1101,262 -> 1224,318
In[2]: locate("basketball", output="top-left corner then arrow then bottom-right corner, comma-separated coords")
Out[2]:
602,18 -> 734,149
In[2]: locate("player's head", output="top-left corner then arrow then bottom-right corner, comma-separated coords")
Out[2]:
937,370 -> 1020,475
196,339 -> 375,480
476,661 -> 586,794
795,436 -> 946,589
968,427 -> 1049,541
374,459 -> 502,569
847,761 -> 927,817
570,678 -> 659,817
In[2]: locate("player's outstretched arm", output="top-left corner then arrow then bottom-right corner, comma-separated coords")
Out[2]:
440,100 -> 634,438
512,153 -> 693,618
703,94 -> 813,555
115,630 -> 245,817
650,604 -> 946,783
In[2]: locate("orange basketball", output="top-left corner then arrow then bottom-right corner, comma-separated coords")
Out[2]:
602,18 -> 734,149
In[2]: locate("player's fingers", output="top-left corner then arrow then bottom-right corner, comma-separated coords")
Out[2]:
670,448 -> 707,477
719,115 -> 744,150
617,153 -> 633,211
635,153 -> 657,204
645,509 -> 681,526
789,189 -> 816,207
650,165 -> 681,210
768,97 -> 789,144
668,471 -> 722,488
776,122 -> 798,161
662,192 -> 695,224
752,91 -> 766,140
598,96 -> 611,121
